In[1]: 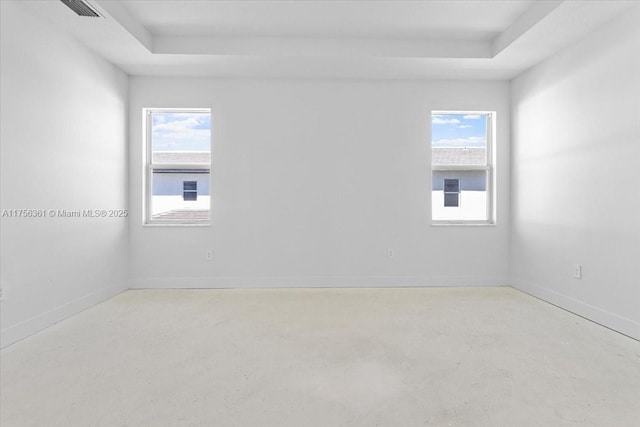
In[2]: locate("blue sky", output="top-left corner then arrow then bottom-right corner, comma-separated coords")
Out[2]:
431,113 -> 487,148
152,112 -> 211,152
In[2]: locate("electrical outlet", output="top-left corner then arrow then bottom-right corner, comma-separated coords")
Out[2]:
573,264 -> 582,279
206,250 -> 214,261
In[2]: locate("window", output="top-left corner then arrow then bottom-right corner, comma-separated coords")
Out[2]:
443,178 -> 460,207
431,112 -> 494,224
144,109 -> 211,225
183,181 -> 197,201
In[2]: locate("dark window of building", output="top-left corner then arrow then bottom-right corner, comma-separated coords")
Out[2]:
444,178 -> 460,207
183,181 -> 197,201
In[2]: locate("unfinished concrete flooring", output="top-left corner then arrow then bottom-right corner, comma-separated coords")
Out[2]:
2,287 -> 639,426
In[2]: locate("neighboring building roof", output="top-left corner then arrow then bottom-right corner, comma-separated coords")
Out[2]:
432,147 -> 486,165
152,209 -> 210,222
154,149 -> 485,166
152,151 -> 210,164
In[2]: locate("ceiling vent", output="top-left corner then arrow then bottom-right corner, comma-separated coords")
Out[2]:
59,0 -> 101,17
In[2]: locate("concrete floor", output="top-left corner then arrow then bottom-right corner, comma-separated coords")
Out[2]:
1,287 -> 639,426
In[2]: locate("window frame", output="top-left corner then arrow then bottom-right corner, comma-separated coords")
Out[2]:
431,110 -> 495,226
143,108 -> 212,226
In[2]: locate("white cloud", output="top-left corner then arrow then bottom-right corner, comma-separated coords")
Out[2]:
432,136 -> 486,147
463,114 -> 483,120
152,114 -> 211,151
156,120 -> 195,134
432,115 -> 461,125
458,125 -> 472,129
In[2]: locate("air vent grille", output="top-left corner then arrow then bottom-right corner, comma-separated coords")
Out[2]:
60,0 -> 101,17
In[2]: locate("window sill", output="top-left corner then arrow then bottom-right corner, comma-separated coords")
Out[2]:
431,221 -> 496,227
144,222 -> 211,227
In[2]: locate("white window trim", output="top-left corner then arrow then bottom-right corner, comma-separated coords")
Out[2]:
143,108 -> 212,226
431,110 -> 496,226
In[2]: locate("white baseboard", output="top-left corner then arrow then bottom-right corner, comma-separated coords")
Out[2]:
129,275 -> 509,289
1,284 -> 128,349
513,279 -> 640,341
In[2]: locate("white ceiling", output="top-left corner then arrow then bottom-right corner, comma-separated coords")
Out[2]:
121,0 -> 533,39
18,0 -> 638,79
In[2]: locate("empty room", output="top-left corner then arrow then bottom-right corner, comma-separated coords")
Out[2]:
1,0 -> 639,425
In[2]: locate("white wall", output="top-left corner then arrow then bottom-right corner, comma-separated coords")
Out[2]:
0,2 -> 129,348
153,173 -> 210,196
432,171 -> 486,191
129,78 -> 510,288
510,6 -> 640,339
